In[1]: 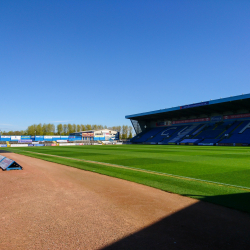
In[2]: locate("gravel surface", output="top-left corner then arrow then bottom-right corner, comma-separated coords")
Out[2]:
1,152 -> 250,250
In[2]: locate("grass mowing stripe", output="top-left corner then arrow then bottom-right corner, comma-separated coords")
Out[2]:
13,149 -> 250,192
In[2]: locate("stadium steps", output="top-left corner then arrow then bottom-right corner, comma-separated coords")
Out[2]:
217,121 -> 244,141
192,126 -> 208,139
230,121 -> 244,134
215,121 -> 238,139
212,124 -> 219,130
216,129 -> 227,139
192,124 -> 206,137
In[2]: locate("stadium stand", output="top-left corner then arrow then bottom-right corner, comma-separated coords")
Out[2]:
126,93 -> 250,146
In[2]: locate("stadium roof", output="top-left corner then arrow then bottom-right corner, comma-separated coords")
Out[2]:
125,93 -> 250,121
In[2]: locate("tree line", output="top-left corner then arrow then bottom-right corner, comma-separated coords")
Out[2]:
1,123 -> 134,139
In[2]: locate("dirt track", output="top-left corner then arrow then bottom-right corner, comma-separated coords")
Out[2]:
1,152 -> 250,250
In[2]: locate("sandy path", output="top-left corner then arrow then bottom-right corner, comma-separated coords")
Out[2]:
1,152 -> 250,250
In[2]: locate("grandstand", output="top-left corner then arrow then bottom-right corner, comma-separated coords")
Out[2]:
126,94 -> 250,146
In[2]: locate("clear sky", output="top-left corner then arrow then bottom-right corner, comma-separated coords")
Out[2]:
1,0 -> 249,132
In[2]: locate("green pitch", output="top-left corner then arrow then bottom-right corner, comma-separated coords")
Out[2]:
3,145 -> 250,213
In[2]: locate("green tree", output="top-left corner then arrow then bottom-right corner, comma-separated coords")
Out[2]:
36,123 -> 43,135
121,125 -> 128,139
128,126 -> 133,139
80,124 -> 86,131
72,124 -> 77,133
63,124 -> 68,135
42,123 -> 47,135
97,125 -> 103,130
68,123 -> 73,134
77,124 -> 81,132
92,124 -> 98,130
57,124 -> 63,135
86,124 -> 92,130
27,124 -> 36,135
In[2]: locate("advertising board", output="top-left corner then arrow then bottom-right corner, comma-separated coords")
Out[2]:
21,136 -> 31,139
0,155 -> 5,161
57,140 -> 68,142
156,121 -> 166,126
156,121 -> 172,127
51,144 -> 57,146
59,143 -> 76,146
1,136 -> 10,138
11,144 -> 28,147
28,144 -> 34,147
180,101 -> 209,109
173,117 -> 210,124
44,136 -> 53,139
11,136 -> 21,140
211,116 -> 223,122
181,139 -> 199,143
198,143 -> 214,146
224,113 -> 250,120
35,136 -> 44,139
0,157 -> 14,170
82,133 -> 94,137
18,140 -> 32,143
0,144 -> 7,147
217,143 -> 234,146
35,144 -> 45,146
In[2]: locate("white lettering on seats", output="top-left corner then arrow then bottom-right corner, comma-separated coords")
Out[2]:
178,126 -> 189,135
161,127 -> 177,136
239,122 -> 250,134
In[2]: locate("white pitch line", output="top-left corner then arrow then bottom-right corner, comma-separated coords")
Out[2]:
13,149 -> 250,192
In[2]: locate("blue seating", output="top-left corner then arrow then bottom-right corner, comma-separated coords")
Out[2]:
220,120 -> 250,144
133,127 -> 165,143
130,120 -> 250,144
194,122 -> 229,139
168,124 -> 203,143
147,126 -> 181,143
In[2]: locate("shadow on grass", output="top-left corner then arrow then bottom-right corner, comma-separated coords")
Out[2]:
0,150 -> 12,154
103,193 -> 250,250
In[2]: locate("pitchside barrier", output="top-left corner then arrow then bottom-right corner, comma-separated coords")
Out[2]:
0,155 -> 23,171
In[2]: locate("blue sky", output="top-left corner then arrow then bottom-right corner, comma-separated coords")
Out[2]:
1,0 -> 249,131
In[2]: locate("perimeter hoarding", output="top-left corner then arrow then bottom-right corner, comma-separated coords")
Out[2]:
172,117 -> 210,125
82,133 -> 94,137
0,157 -> 14,170
180,101 -> 209,109
224,113 -> 250,120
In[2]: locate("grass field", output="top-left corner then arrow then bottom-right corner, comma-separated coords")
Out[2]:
2,145 -> 250,213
